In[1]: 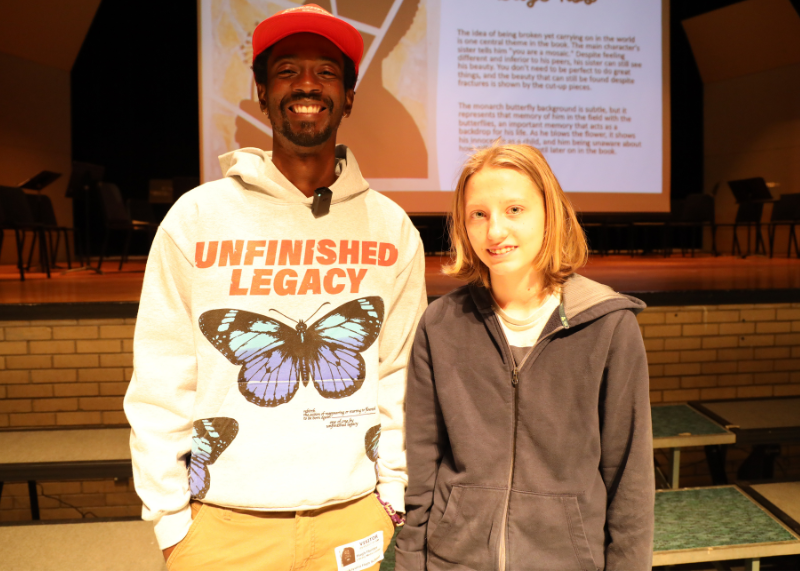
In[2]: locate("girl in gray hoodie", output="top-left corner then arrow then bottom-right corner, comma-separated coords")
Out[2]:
396,143 -> 654,571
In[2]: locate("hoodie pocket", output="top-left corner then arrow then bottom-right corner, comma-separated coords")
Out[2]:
427,485 -> 507,570
507,490 -> 598,571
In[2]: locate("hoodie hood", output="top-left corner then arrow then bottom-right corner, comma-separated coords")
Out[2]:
560,273 -> 646,324
218,144 -> 370,206
469,273 -> 646,333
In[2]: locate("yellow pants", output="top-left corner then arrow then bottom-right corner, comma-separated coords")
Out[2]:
166,493 -> 395,571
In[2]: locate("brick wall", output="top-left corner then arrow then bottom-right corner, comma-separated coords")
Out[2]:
0,318 -> 138,522
642,304 -> 800,403
642,303 -> 800,487
1,304 -> 799,520
0,319 -> 134,429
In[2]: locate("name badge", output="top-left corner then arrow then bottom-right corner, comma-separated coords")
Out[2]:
335,530 -> 384,571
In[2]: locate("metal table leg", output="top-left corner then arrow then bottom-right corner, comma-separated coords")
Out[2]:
705,444 -> 728,485
28,480 -> 40,520
671,448 -> 681,489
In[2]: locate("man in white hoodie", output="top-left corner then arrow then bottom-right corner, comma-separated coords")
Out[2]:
124,5 -> 427,570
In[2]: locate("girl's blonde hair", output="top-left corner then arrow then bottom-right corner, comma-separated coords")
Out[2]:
444,143 -> 588,293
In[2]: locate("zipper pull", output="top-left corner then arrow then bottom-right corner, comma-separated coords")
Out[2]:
511,368 -> 519,386
558,304 -> 570,329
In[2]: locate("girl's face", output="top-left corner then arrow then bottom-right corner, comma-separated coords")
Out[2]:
464,166 -> 546,286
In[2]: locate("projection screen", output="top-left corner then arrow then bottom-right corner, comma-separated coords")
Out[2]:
199,0 -> 670,213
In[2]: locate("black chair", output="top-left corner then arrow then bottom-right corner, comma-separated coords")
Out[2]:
97,183 -> 158,271
0,200 -> 25,280
604,215 -> 633,255
670,194 -> 717,257
126,199 -> 158,226
767,193 -> 800,258
630,213 -> 671,257
579,213 -> 608,256
25,194 -> 74,270
0,186 -> 50,280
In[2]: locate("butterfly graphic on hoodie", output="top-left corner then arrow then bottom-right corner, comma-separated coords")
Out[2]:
189,417 -> 239,500
365,424 -> 382,480
365,424 -> 381,463
199,297 -> 384,407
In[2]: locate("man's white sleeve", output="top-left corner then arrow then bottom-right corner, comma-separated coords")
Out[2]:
124,226 -> 197,550
375,233 -> 427,513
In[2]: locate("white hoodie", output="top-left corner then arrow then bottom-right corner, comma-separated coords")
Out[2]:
124,146 -> 427,549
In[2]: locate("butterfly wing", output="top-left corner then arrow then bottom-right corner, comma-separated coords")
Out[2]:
313,297 -> 385,353
189,417 -> 239,499
365,424 -> 381,463
199,309 -> 301,407
306,297 -> 385,399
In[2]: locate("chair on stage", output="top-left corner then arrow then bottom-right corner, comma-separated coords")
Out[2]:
767,193 -> 800,258
630,212 -> 671,257
605,215 -> 633,255
0,186 -> 51,280
0,200 -> 24,280
126,199 -> 159,227
97,183 -> 158,271
579,213 -> 608,256
669,194 -> 717,257
25,193 -> 74,270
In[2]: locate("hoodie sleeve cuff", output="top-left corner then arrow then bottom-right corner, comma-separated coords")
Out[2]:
376,480 -> 406,514
153,505 -> 193,550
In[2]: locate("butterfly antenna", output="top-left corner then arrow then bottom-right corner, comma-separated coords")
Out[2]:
305,302 -> 331,322
268,309 -> 297,324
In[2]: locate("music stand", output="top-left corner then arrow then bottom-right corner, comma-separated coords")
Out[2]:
19,171 -> 61,193
66,162 -> 105,274
728,178 -> 774,204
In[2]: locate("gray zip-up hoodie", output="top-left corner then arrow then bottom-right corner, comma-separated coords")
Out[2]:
396,274 -> 654,571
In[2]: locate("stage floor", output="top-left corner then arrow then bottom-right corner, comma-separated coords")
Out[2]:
1,254 -> 799,308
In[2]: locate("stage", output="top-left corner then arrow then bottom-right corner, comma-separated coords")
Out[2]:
1,252 -> 799,525
1,254 -> 799,316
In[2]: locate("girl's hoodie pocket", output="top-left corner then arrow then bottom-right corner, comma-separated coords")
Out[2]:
507,490 -> 599,571
427,485 -> 506,570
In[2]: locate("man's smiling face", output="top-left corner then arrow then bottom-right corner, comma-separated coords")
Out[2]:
257,32 -> 354,150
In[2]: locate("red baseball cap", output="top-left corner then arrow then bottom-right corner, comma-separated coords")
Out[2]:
252,4 -> 364,74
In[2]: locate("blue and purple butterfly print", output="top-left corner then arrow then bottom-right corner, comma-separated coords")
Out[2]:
366,424 -> 381,480
199,297 -> 384,407
189,417 -> 239,500
365,424 -> 381,463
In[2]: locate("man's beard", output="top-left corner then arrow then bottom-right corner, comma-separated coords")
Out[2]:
275,95 -> 338,148
279,119 -> 336,147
